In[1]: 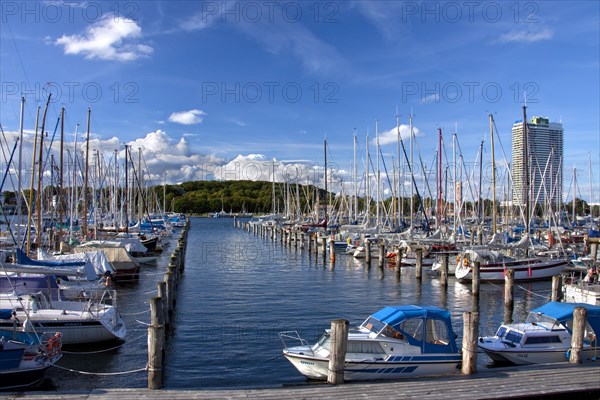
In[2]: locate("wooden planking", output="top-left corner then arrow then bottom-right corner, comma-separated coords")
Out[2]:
5,363 -> 599,399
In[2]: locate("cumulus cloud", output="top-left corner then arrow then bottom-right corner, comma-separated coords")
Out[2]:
168,109 -> 206,125
377,124 -> 422,146
54,14 -> 153,61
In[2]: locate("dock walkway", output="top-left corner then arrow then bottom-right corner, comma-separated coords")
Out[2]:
7,363 -> 599,399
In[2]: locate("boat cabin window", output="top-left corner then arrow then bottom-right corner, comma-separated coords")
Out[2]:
381,325 -> 405,340
425,319 -> 450,345
504,330 -> 523,344
524,335 -> 562,345
347,341 -> 386,354
564,320 -> 597,342
399,318 -> 423,341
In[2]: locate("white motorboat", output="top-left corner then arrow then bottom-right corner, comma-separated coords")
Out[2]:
478,302 -> 600,365
279,305 -> 461,381
0,291 -> 126,345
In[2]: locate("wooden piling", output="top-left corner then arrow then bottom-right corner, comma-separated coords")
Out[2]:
504,269 -> 514,323
472,261 -> 480,296
395,246 -> 402,268
441,254 -> 449,287
569,306 -> 587,364
461,311 -> 479,375
551,275 -> 562,302
416,248 -> 423,280
327,319 -> 349,385
365,240 -> 371,264
329,238 -> 336,263
157,281 -> 169,326
378,242 -> 385,268
300,232 -> 305,249
148,296 -> 165,390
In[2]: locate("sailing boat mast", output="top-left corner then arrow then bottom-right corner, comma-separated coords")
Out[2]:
489,114 -> 497,234
58,107 -> 65,246
437,128 -> 443,229
36,94 -> 52,248
17,96 -> 25,246
353,129 -> 358,222
324,138 -> 328,229
82,107 -> 91,240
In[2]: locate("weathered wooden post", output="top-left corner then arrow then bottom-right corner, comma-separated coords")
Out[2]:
329,238 -> 336,263
365,240 -> 372,264
569,306 -> 587,364
148,296 -> 165,390
416,248 -> 423,280
461,311 -> 479,375
504,269 -> 514,323
590,241 -> 598,260
157,281 -> 169,326
327,319 -> 349,385
293,230 -> 298,250
395,246 -> 402,268
441,254 -> 449,287
472,261 -> 480,296
233,216 -> 236,227
378,242 -> 385,268
551,275 -> 562,302
313,235 -> 319,255
300,232 -> 305,249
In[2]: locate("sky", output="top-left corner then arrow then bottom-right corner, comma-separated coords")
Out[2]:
1,0 -> 599,204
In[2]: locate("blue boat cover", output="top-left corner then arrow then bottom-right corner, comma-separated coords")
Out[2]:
0,309 -> 13,320
532,302 -> 600,336
16,248 -> 84,267
370,305 -> 459,353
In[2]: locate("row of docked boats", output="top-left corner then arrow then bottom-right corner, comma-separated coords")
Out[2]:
279,301 -> 600,382
0,213 -> 185,390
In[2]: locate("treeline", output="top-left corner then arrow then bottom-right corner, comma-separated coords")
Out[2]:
152,180 -> 329,215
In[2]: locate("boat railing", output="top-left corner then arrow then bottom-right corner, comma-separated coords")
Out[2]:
278,331 -> 313,354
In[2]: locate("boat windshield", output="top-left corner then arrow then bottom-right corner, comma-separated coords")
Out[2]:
504,330 -> 523,344
495,326 -> 508,338
526,312 -> 562,329
361,317 -> 386,334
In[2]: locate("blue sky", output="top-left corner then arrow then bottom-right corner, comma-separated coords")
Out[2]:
1,1 -> 599,203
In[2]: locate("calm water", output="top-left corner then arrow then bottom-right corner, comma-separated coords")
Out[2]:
43,217 -> 554,391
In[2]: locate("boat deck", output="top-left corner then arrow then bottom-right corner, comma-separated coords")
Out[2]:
7,362 -> 599,399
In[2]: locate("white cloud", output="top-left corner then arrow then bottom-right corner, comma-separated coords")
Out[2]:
495,28 -> 554,43
54,14 -> 153,61
377,124 -> 422,146
168,109 -> 206,125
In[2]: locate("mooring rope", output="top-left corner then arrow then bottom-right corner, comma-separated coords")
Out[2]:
52,364 -> 147,375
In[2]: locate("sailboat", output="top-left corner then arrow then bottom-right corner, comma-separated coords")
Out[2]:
454,109 -> 568,282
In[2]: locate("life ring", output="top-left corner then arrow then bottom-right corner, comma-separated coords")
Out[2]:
463,258 -> 469,267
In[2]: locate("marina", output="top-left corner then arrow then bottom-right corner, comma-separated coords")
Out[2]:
3,216 -> 596,397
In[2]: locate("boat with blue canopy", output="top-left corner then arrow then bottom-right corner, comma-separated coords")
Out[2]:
279,305 -> 461,381
478,301 -> 600,365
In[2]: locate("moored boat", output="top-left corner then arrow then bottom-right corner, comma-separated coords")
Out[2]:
478,301 -> 600,365
455,248 -> 567,282
0,291 -> 126,345
279,305 -> 461,381
0,310 -> 63,390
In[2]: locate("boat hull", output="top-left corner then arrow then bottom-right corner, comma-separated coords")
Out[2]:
455,258 -> 567,282
283,352 -> 461,381
479,345 -> 598,365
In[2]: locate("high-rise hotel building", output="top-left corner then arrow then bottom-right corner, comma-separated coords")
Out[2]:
511,115 -> 563,207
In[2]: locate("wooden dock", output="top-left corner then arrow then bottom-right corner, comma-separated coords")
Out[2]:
7,363 -> 599,399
